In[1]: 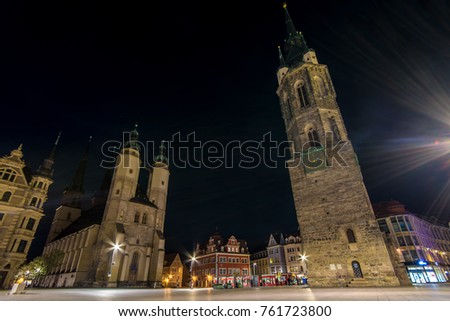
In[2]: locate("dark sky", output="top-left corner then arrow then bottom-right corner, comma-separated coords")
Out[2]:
1,1 -> 449,259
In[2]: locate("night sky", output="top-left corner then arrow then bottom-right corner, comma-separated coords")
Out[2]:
1,1 -> 449,259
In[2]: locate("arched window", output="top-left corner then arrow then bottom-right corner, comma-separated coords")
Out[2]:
351,261 -> 363,278
307,128 -> 321,148
283,94 -> 293,120
1,191 -> 12,202
296,82 -> 310,108
314,76 -> 327,97
129,252 -> 139,282
30,197 -> 38,207
142,213 -> 147,224
134,212 -> 140,224
329,117 -> 341,141
347,229 -> 356,243
37,182 -> 43,189
37,199 -> 42,208
0,168 -> 17,182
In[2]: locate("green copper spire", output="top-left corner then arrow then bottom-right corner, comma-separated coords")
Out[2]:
282,3 -> 309,66
154,141 -> 168,166
125,124 -> 140,150
283,2 -> 297,36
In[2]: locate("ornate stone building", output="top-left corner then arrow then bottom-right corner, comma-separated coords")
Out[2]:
0,135 -> 59,289
192,231 -> 251,288
276,4 -> 399,286
40,127 -> 170,288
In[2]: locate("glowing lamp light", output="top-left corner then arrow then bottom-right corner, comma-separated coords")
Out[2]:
113,244 -> 121,250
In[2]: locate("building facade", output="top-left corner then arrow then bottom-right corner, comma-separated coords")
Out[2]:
40,127 -> 170,288
267,233 -> 287,275
250,247 -> 269,276
192,232 -> 251,288
284,234 -> 306,276
162,253 -> 187,287
0,136 -> 59,289
251,233 -> 306,286
374,200 -> 450,284
275,4 -> 399,287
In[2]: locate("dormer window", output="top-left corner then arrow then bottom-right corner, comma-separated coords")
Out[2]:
0,168 -> 17,182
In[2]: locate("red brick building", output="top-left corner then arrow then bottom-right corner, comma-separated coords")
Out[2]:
192,231 -> 251,288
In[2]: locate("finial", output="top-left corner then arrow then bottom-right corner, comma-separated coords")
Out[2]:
282,2 -> 287,9
54,131 -> 62,146
18,144 -> 23,151
89,136 -> 93,143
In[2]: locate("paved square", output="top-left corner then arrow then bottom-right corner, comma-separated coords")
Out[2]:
1,285 -> 450,301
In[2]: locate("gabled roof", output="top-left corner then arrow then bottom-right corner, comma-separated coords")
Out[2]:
52,203 -> 105,241
163,253 -> 179,267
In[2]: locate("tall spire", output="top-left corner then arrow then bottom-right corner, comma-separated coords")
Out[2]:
49,131 -> 62,160
283,3 -> 297,36
65,136 -> 92,193
282,3 -> 309,66
37,131 -> 61,177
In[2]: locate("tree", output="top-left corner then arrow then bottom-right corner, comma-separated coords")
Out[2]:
15,250 -> 64,284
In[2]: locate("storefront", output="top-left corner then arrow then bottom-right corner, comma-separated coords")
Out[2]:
406,263 -> 449,284
260,273 -> 305,286
216,276 -> 252,288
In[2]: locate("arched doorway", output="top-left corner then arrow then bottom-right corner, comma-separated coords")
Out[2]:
129,252 -> 139,284
351,261 -> 363,278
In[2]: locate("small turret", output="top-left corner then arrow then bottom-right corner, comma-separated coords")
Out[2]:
277,46 -> 289,84
37,132 -> 61,177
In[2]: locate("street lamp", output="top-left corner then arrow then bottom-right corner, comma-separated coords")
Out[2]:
190,255 -> 197,289
108,243 -> 122,278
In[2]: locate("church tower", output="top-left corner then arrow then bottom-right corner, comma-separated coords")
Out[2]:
93,126 -> 169,287
46,137 -> 91,244
276,4 -> 399,286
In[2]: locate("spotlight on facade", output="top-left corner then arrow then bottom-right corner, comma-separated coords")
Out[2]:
113,244 -> 121,250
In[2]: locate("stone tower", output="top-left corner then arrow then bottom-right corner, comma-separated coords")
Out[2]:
93,126 -> 169,287
276,4 -> 399,287
46,136 -> 91,244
